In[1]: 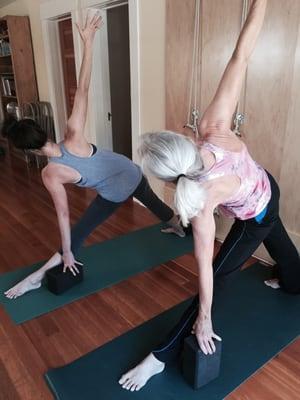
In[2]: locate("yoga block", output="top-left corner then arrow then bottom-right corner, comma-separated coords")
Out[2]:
46,263 -> 84,295
182,335 -> 222,389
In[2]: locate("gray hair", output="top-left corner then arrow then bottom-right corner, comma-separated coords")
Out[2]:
138,131 -> 206,226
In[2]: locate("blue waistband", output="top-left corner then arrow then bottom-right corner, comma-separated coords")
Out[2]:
255,205 -> 268,224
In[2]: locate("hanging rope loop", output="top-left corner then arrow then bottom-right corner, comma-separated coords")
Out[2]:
234,0 -> 249,137
184,0 -> 201,138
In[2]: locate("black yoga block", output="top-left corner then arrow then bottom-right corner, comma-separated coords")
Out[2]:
182,335 -> 222,389
46,263 -> 84,295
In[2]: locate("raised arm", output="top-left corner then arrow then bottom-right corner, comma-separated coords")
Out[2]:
199,0 -> 267,137
66,13 -> 103,142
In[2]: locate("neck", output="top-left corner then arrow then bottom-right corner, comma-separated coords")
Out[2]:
41,141 -> 61,157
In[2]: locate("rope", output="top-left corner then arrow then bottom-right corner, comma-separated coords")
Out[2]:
185,0 -> 201,138
234,0 -> 249,136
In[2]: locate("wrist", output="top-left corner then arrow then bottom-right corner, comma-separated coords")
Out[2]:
84,39 -> 94,49
198,308 -> 211,321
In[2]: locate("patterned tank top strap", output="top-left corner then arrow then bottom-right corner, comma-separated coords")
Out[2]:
201,141 -> 224,163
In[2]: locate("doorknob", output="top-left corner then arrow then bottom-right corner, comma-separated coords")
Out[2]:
108,112 -> 112,121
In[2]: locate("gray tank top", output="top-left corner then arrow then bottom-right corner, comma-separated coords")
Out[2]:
49,143 -> 142,202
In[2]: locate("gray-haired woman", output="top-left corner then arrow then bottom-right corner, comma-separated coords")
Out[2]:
119,0 -> 300,392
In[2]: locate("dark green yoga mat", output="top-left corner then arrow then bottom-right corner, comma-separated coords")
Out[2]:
45,263 -> 300,400
0,224 -> 193,324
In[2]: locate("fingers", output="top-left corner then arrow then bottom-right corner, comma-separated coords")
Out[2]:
195,334 -> 221,355
75,260 -> 84,266
212,333 -> 222,342
161,227 -> 186,237
63,264 -> 78,276
160,227 -> 175,234
73,264 -> 80,274
199,337 -> 214,355
209,338 -> 216,353
88,12 -> 102,29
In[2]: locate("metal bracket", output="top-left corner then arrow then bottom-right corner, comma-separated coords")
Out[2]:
233,113 -> 245,137
184,109 -> 200,137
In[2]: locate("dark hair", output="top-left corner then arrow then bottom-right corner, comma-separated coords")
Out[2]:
1,117 -> 47,150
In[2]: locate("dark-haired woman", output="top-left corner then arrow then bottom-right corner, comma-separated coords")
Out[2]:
3,14 -> 183,299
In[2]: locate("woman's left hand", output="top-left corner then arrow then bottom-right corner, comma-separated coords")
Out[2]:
76,12 -> 103,44
161,225 -> 186,237
192,313 -> 222,355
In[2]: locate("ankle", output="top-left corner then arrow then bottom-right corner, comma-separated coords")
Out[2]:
150,353 -> 165,367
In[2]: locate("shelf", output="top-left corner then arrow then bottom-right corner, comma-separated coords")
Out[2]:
2,95 -> 17,99
0,54 -> 11,58
0,35 -> 9,40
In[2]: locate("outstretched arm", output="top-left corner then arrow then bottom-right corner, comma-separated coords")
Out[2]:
66,13 -> 103,141
191,207 -> 221,355
42,165 -> 79,275
199,0 -> 267,137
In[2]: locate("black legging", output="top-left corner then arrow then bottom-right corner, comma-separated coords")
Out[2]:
152,172 -> 300,363
69,175 -> 174,255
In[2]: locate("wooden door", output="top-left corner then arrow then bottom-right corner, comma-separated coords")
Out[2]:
238,0 -> 300,258
58,18 -> 76,118
106,4 -> 132,159
165,0 -> 300,261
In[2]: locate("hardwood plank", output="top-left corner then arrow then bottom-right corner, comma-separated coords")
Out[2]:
0,149 -> 299,399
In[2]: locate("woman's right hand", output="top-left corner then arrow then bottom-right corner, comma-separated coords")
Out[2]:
192,313 -> 222,355
62,251 -> 82,275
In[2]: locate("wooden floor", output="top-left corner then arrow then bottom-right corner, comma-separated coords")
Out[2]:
0,143 -> 299,400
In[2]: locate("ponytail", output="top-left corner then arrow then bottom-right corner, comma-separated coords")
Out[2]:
174,176 -> 205,227
138,131 -> 206,226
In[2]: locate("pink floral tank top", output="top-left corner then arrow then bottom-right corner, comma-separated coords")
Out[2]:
198,141 -> 271,220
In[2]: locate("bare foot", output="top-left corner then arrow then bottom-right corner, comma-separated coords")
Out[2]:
119,353 -> 165,392
264,278 -> 281,289
5,270 -> 44,299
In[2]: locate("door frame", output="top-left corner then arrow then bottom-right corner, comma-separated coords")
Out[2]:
40,0 -> 141,157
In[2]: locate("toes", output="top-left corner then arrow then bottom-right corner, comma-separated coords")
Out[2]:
124,379 -> 134,390
122,378 -> 131,389
119,375 -> 128,385
130,384 -> 138,392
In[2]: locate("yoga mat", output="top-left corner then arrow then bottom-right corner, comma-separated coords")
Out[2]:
45,263 -> 300,400
0,224 -> 193,324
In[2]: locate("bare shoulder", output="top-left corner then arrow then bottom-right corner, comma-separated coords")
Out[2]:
41,162 -> 63,178
41,163 -> 78,186
204,130 -> 244,152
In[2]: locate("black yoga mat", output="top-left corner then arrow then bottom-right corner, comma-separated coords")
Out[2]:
45,263 -> 300,399
0,224 -> 193,324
